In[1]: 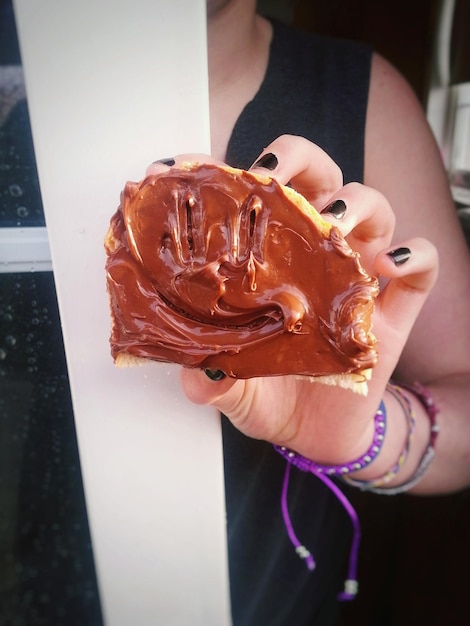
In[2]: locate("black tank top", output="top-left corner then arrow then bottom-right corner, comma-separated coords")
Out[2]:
222,20 -> 372,626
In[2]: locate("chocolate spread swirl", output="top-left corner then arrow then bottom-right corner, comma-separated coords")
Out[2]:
105,164 -> 378,378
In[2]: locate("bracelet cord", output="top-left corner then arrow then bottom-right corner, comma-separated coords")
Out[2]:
275,396 -> 388,601
280,461 -> 361,601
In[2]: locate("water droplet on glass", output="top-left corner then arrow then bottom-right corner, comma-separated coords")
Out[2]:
5,335 -> 16,347
16,206 -> 29,218
9,184 -> 23,197
0,349 -> 6,361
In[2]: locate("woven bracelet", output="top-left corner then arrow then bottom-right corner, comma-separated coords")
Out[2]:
342,382 -> 416,489
344,382 -> 439,495
274,399 -> 386,476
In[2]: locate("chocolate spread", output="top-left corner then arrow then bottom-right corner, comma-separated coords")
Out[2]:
105,164 -> 378,378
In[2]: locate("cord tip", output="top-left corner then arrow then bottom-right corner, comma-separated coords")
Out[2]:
338,579 -> 359,601
305,556 -> 316,571
295,545 -> 316,571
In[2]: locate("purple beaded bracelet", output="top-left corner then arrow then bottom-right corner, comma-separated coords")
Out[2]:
342,383 -> 416,489
274,399 -> 386,476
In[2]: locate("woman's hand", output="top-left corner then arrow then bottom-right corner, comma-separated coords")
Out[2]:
150,135 -> 438,468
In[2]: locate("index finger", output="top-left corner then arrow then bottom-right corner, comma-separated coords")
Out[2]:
249,135 -> 344,207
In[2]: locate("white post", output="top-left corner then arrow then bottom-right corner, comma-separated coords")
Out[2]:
13,1 -> 231,624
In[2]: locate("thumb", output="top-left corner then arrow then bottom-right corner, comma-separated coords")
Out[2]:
180,366 -> 244,412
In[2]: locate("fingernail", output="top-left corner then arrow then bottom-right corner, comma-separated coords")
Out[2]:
252,152 -> 278,171
387,247 -> 411,266
321,199 -> 347,219
204,369 -> 226,381
153,158 -> 175,166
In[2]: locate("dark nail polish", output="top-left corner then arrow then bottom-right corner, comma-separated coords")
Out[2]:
388,247 -> 411,266
253,153 -> 278,171
154,158 -> 175,166
204,369 -> 226,381
321,199 -> 347,219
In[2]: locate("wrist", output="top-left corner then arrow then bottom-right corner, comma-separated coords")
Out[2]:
274,381 -> 439,493
346,383 -> 414,483
343,381 -> 439,493
274,397 -> 387,478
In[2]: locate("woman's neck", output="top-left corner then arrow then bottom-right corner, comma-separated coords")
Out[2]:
207,1 -> 272,160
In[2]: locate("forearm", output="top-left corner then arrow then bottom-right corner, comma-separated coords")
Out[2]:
409,374 -> 470,494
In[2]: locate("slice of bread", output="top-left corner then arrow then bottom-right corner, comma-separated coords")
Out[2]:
105,162 -> 379,395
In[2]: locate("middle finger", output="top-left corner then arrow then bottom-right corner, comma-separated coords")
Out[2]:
320,182 -> 396,273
